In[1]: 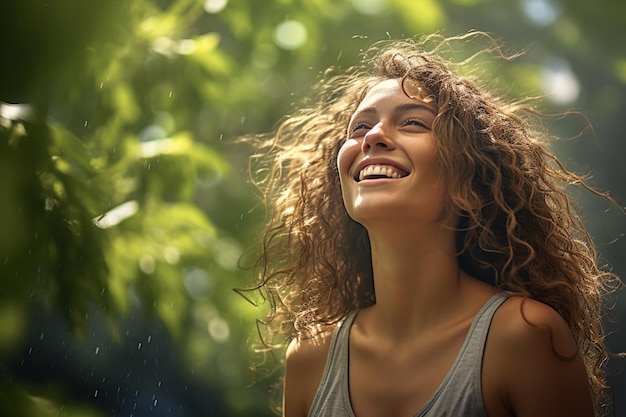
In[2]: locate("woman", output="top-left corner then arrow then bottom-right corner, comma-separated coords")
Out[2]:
246,33 -> 618,417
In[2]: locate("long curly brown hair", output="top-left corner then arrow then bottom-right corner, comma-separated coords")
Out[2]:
243,32 -> 620,414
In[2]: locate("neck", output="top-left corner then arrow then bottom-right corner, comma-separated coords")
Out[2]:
363,220 -> 474,340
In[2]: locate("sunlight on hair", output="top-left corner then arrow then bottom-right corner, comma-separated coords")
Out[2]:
274,20 -> 308,50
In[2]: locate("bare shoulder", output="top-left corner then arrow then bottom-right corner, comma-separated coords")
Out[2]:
285,324 -> 334,381
483,296 -> 594,417
283,323 -> 335,417
491,296 -> 578,358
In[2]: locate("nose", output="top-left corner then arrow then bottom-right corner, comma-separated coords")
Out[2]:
361,122 -> 395,152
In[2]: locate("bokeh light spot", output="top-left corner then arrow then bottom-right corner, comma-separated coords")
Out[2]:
351,0 -> 388,15
523,0 -> 558,26
139,254 -> 156,274
541,58 -> 580,105
274,20 -> 308,50
204,0 -> 228,14
208,317 -> 230,343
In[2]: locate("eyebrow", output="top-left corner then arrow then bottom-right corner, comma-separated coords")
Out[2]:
354,102 -> 437,117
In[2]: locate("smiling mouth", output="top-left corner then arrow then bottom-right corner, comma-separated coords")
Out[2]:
357,164 -> 408,182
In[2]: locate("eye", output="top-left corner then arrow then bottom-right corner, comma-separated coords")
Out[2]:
350,122 -> 372,136
401,118 -> 431,130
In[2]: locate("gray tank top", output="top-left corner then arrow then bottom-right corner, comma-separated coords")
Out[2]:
308,293 -> 507,417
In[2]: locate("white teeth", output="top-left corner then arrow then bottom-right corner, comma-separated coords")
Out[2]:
358,165 -> 402,181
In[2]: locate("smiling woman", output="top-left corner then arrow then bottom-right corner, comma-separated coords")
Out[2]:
337,78 -> 445,228
243,32 -> 621,417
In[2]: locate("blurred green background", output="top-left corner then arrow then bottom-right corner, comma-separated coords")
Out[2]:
0,0 -> 624,416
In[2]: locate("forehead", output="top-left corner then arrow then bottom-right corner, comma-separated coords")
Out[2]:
354,78 -> 437,114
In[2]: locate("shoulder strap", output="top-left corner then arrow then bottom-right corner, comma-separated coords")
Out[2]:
307,310 -> 359,417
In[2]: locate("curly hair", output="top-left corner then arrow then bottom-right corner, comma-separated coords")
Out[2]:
244,32 -> 620,414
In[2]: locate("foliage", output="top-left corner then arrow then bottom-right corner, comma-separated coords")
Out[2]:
0,0 -> 624,416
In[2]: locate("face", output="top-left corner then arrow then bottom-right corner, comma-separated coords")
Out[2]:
337,78 -> 447,227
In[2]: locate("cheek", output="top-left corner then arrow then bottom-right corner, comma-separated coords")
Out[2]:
336,139 -> 360,182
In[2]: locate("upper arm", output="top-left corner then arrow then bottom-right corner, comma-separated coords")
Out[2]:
283,330 -> 332,417
484,297 -> 595,417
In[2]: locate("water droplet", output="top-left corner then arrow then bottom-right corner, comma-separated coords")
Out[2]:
95,347 -> 100,355
137,342 -> 142,350
94,389 -> 98,398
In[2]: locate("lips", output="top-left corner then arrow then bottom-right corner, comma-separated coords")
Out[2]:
354,161 -> 409,182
